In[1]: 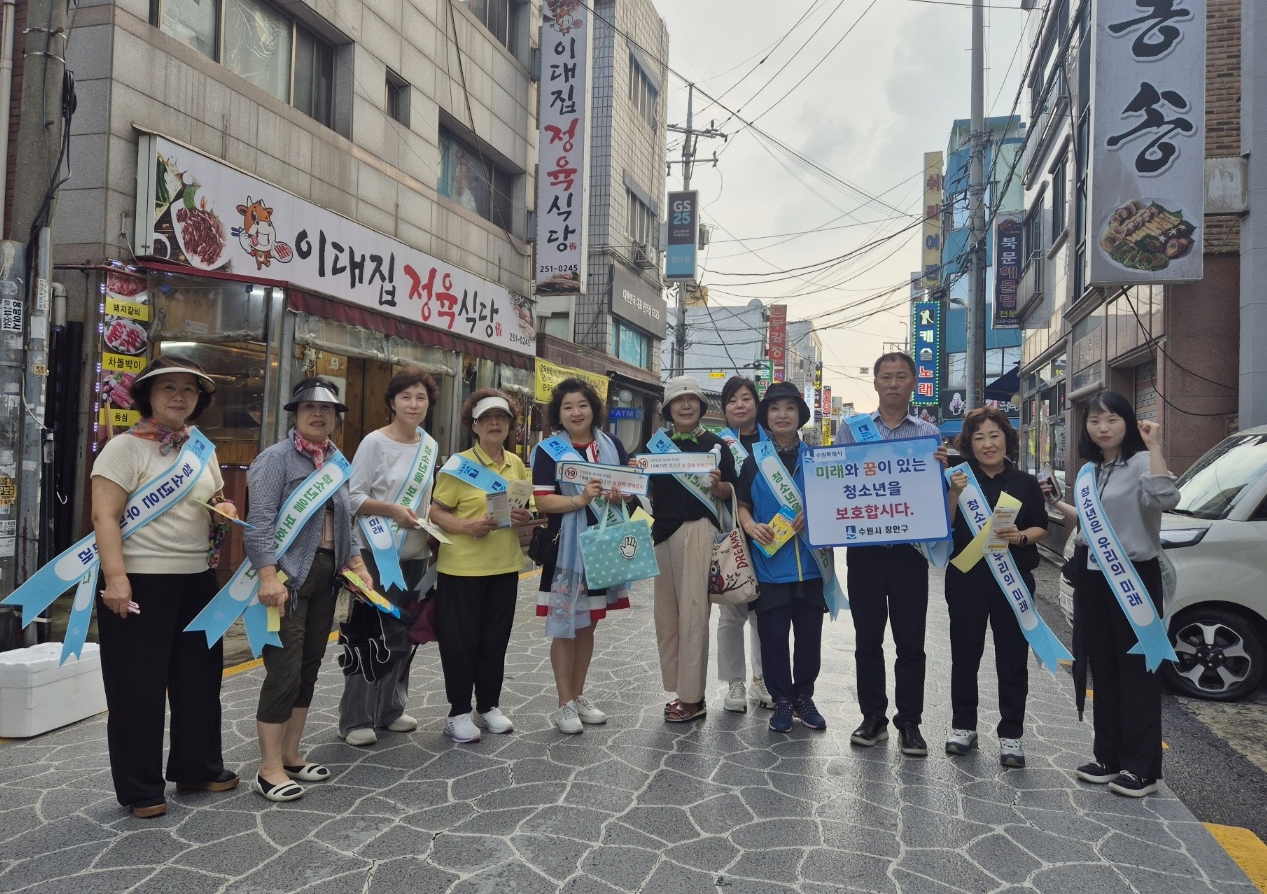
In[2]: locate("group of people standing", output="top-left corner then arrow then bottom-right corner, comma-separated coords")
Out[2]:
84,347 -> 1177,820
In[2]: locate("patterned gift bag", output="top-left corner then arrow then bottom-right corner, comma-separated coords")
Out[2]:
577,502 -> 660,590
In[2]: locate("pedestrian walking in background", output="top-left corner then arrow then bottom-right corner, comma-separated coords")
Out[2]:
248,378 -> 365,803
835,352 -> 947,756
90,355 -> 240,819
735,383 -> 828,733
1047,390 -> 1178,797
944,407 -> 1048,767
531,378 -> 634,734
716,376 -> 774,713
428,389 -> 533,743
649,376 -> 738,723
339,367 -> 440,747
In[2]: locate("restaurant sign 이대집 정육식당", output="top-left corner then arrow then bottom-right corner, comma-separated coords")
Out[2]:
135,135 -> 536,356
1088,0 -> 1205,285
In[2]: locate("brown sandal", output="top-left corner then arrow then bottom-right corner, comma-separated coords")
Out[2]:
665,699 -> 707,723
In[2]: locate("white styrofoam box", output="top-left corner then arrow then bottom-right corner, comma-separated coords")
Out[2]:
0,643 -> 107,738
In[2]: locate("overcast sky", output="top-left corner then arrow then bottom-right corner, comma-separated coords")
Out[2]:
650,0 -> 1029,412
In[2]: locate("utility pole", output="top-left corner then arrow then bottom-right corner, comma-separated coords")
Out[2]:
666,83 -> 724,377
966,0 -> 987,411
0,0 -> 69,646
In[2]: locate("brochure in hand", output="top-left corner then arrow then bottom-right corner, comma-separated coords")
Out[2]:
754,505 -> 799,558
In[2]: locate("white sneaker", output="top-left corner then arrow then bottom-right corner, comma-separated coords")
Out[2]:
475,707 -> 515,734
945,729 -> 977,756
572,695 -> 608,724
751,678 -> 775,709
344,727 -> 377,746
386,714 -> 418,732
550,703 -> 584,734
999,737 -> 1026,768
444,713 -> 481,743
723,680 -> 748,713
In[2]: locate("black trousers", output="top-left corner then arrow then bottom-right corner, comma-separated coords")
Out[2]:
945,563 -> 1032,738
1075,557 -> 1164,780
756,592 -> 825,703
257,551 -> 339,724
436,572 -> 518,716
96,570 -> 226,808
846,544 -> 929,725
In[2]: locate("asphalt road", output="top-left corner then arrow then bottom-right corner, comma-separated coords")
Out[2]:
1030,556 -> 1267,843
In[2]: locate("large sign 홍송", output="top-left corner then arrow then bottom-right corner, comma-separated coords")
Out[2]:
135,136 -> 536,356
803,438 -> 951,548
1088,0 -> 1205,285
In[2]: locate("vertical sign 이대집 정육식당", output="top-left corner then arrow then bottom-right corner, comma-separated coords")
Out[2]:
912,301 -> 941,407
535,0 -> 591,295
993,213 -> 1022,329
1089,0 -> 1205,285
921,152 -> 944,290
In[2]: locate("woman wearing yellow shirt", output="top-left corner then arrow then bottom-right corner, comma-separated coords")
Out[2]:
429,389 -> 533,743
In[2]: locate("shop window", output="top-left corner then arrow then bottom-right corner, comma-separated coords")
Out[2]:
439,126 -> 515,231
612,319 -> 649,368
155,341 -> 267,467
154,0 -> 336,127
459,0 -> 521,55
386,69 -> 410,127
628,55 -> 658,129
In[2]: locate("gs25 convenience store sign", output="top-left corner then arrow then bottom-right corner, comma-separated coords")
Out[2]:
134,134 -> 535,355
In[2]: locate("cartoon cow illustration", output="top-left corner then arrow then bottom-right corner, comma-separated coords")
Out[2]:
232,197 -> 292,269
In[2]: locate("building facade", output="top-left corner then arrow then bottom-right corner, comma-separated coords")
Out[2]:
1016,0 -> 1240,498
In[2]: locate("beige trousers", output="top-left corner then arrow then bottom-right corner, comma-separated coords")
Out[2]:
653,518 -> 715,704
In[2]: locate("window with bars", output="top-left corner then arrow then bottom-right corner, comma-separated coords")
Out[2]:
1023,204 -> 1043,269
155,0 -> 335,128
438,126 -> 515,231
626,189 -> 658,250
628,55 -> 658,129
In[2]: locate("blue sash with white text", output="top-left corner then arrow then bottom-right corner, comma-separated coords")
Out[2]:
845,414 -> 950,567
357,429 -> 438,591
3,429 -> 216,664
1075,462 -> 1177,671
439,452 -> 508,494
719,426 -> 767,475
752,441 -> 848,618
946,464 -> 1072,673
645,430 -> 720,521
186,451 -> 353,656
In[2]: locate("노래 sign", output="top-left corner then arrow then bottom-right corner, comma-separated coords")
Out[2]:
1089,0 -> 1205,285
911,301 -> 941,406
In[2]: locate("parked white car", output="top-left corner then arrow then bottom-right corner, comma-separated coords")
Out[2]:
1058,425 -> 1267,701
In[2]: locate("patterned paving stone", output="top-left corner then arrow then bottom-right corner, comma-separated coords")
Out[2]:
0,571 -> 1256,893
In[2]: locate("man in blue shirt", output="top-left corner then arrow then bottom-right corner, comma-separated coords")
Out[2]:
834,352 -> 945,757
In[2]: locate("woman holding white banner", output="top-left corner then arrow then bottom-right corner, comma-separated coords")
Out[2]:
944,407 -> 1048,769
1047,390 -> 1178,798
91,355 -> 239,819
429,389 -> 533,743
531,378 -> 635,734
248,378 -> 366,802
339,367 -> 440,747
649,376 -> 737,723
716,376 -> 773,714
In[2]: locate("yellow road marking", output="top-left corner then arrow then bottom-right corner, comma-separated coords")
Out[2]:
1206,824 -> 1267,892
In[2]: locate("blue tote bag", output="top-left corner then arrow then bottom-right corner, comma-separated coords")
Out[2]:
577,502 -> 660,590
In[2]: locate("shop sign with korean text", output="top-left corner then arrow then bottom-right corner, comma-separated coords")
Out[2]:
534,358 -> 609,403
802,438 -> 951,548
135,135 -> 536,356
1089,0 -> 1205,286
921,153 -> 944,289
767,304 -> 787,382
535,0 -> 592,296
993,213 -> 1022,329
911,300 -> 940,406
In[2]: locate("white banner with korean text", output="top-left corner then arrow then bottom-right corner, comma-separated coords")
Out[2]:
534,0 -> 591,295
1089,0 -> 1205,285
802,437 -> 952,549
135,135 -> 536,356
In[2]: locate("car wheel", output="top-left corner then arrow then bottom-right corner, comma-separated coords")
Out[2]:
1164,608 -> 1267,702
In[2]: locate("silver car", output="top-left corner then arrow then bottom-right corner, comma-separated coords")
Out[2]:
1058,425 -> 1267,701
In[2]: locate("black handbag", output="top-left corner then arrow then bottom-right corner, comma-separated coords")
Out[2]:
528,524 -> 560,567
1061,543 -> 1088,585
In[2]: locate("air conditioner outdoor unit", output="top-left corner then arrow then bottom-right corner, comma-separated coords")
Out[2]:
632,241 -> 657,270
